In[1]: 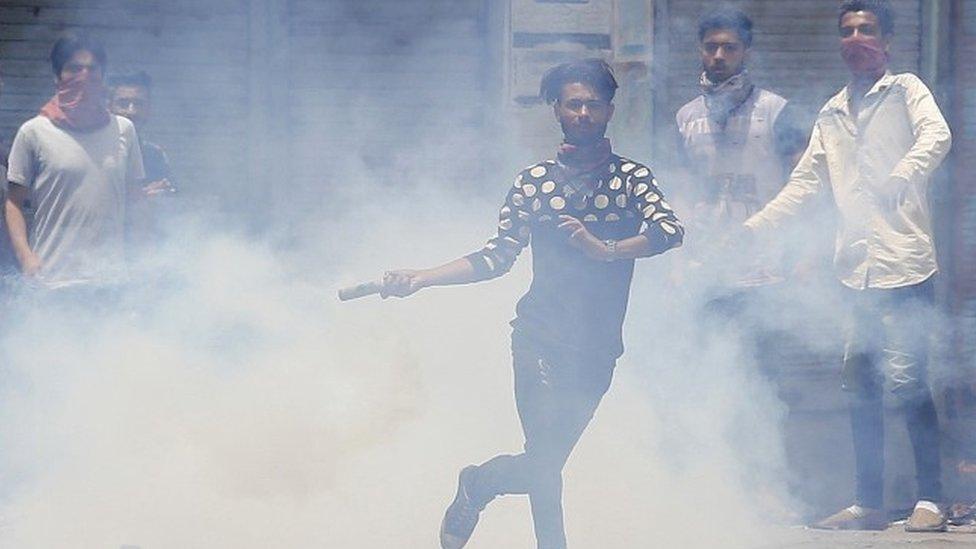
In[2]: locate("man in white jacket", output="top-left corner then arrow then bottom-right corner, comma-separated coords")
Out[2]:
743,0 -> 952,532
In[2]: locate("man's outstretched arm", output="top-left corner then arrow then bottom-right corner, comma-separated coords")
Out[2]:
382,176 -> 532,298
744,121 -> 829,236
381,257 -> 481,298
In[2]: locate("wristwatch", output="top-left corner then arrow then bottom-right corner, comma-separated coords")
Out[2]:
604,239 -> 617,262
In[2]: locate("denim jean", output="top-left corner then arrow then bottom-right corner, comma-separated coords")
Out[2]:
842,278 -> 942,508
472,334 -> 614,549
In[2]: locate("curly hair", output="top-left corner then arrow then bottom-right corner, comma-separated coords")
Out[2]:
539,58 -> 618,105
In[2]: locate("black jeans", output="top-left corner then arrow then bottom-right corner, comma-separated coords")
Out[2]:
842,279 -> 942,508
472,334 -> 614,549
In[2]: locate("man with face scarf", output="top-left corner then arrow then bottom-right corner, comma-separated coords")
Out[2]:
381,59 -> 683,549
742,0 -> 952,532
675,7 -> 807,290
4,34 -> 145,290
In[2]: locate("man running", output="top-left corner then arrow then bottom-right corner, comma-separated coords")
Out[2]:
381,59 -> 683,548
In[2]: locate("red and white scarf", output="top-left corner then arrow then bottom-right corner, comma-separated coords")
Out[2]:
40,72 -> 111,132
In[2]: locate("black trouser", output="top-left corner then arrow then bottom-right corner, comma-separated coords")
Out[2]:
842,279 -> 942,508
472,335 -> 614,549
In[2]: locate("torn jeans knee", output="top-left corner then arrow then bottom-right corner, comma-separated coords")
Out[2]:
881,346 -> 930,404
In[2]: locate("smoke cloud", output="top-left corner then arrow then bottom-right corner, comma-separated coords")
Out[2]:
0,3 -> 958,549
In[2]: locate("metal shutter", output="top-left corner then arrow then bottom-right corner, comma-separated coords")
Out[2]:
655,0 -> 924,129
284,0 -> 491,202
654,0 -> 927,513
0,0 -> 493,217
0,0 -> 253,208
950,0 -> 976,370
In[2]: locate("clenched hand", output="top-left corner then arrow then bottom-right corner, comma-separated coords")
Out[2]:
557,215 -> 608,261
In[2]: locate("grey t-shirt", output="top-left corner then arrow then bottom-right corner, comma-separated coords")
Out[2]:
7,115 -> 144,287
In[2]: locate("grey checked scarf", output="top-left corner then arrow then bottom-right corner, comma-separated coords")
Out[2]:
700,70 -> 755,126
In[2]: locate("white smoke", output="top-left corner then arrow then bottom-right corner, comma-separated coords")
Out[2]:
0,180 -> 814,548
0,5 -> 937,549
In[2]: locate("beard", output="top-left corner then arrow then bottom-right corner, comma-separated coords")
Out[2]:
561,121 -> 608,145
705,63 -> 741,83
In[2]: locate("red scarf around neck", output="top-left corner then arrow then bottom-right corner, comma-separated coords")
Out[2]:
557,138 -> 612,174
40,72 -> 111,132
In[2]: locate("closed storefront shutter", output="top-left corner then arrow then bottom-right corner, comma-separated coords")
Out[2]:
0,0 -> 253,208
655,1 -> 928,512
950,0 -> 976,371
0,0 -> 493,217
284,0 -> 491,201
656,0 -> 924,123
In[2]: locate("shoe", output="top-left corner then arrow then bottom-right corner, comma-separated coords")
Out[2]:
905,500 -> 947,532
949,502 -> 976,526
440,466 -> 486,549
811,505 -> 888,531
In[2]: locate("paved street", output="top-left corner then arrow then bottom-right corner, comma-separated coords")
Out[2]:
759,525 -> 976,548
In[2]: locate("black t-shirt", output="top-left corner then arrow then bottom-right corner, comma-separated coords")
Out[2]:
126,139 -> 176,252
466,154 -> 683,361
140,139 -> 173,185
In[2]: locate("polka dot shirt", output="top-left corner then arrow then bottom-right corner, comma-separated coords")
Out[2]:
466,154 -> 683,360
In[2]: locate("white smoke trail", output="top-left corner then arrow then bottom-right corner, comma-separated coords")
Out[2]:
0,178 -> 809,548
0,6 -> 891,549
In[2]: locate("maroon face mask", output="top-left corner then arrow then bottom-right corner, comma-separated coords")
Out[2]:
40,72 -> 111,132
841,35 -> 888,76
